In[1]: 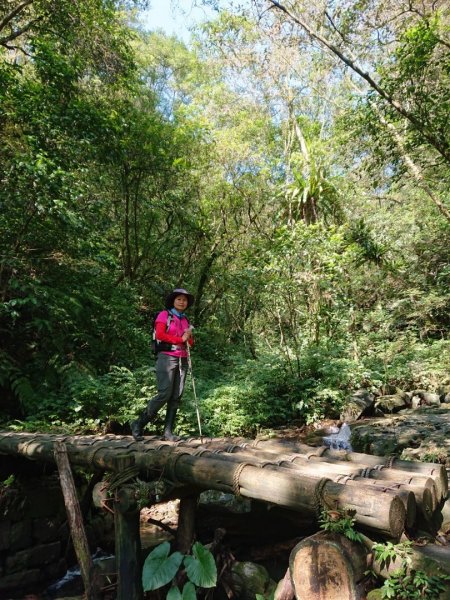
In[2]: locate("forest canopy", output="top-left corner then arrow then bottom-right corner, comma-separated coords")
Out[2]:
1,0 -> 449,436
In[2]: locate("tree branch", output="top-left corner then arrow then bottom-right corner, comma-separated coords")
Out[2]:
0,17 -> 40,46
0,0 -> 33,34
267,0 -> 450,164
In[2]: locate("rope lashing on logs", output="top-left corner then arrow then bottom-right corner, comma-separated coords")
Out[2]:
259,461 -> 274,468
225,444 -> 240,453
20,436 -> 40,453
77,438 -> 99,446
279,454 -> 299,465
164,452 -> 190,484
153,443 -> 169,451
232,462 -> 253,496
313,477 -> 332,517
360,467 -> 374,478
335,475 -> 353,484
336,469 -> 367,484
305,447 -> 327,459
86,445 -> 104,465
104,466 -> 141,491
97,465 -> 142,513
174,438 -> 196,446
335,474 -> 400,493
191,448 -> 209,457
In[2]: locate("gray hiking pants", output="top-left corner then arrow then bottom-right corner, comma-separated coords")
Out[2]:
146,353 -> 188,416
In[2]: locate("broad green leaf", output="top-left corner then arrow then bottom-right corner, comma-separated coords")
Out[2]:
181,581 -> 197,600
142,541 -> 184,591
183,542 -> 217,588
167,585 -> 182,600
167,581 -> 197,600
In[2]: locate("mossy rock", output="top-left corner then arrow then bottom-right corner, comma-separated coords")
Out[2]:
231,561 -> 276,600
366,589 -> 383,600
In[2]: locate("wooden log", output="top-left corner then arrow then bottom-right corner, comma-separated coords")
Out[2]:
1,431 -> 442,504
289,531 -> 367,600
168,445 -> 422,529
179,436 -> 447,502
54,442 -> 101,600
274,568 -> 295,600
0,432 -> 405,537
180,440 -> 441,510
176,494 -> 199,554
246,438 -> 448,500
114,487 -> 143,600
222,446 -> 432,514
0,432 -> 135,472
134,449 -> 406,538
331,478 -> 418,528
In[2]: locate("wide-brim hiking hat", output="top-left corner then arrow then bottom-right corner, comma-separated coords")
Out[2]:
165,288 -> 195,309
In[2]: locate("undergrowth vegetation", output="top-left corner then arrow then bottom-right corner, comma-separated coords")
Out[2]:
1,1 -> 449,436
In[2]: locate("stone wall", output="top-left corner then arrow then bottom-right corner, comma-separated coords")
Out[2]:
0,458 -> 69,598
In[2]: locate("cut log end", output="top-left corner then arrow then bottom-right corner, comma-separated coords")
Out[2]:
289,532 -> 366,600
389,495 -> 407,540
401,490 -> 416,529
420,487 -> 435,521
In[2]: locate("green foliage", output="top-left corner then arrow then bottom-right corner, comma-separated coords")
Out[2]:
183,542 -> 217,588
2,475 -> 15,487
142,541 -> 217,597
142,542 -> 184,592
372,541 -> 450,600
1,0 -> 449,440
372,541 -> 412,573
319,508 -> 363,543
167,582 -> 196,600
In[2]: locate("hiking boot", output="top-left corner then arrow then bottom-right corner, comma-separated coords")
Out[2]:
131,399 -> 164,441
131,417 -> 145,441
163,402 -> 181,442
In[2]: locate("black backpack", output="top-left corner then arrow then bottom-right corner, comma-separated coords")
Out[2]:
151,310 -> 190,354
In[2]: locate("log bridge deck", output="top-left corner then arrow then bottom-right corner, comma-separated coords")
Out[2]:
0,431 -> 448,599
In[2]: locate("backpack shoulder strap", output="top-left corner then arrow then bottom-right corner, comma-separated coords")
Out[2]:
165,310 -> 173,331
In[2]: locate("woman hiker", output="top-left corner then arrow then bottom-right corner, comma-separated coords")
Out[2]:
131,288 -> 194,442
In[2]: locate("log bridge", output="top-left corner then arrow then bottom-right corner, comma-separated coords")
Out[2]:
0,431 -> 447,600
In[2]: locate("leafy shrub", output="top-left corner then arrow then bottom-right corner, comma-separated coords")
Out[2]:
372,541 -> 450,600
319,508 -> 363,542
142,541 -> 217,598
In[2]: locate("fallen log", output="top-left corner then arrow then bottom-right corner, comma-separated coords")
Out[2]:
289,531 -> 368,600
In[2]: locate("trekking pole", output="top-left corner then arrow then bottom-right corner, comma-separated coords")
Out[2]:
185,333 -> 203,439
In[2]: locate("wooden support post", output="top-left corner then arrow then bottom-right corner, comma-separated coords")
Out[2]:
176,494 -> 199,554
114,486 -> 143,600
54,441 -> 101,600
